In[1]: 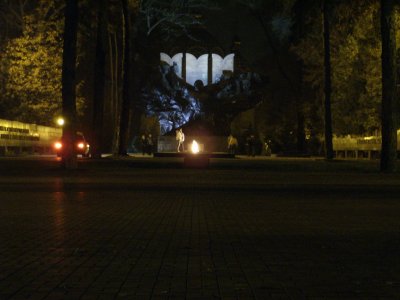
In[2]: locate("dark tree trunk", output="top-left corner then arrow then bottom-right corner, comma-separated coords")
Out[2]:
293,0 -> 307,154
110,32 -> 121,155
255,10 -> 306,154
129,59 -> 142,143
91,0 -> 108,159
128,20 -> 141,146
117,0 -> 131,156
380,0 -> 398,172
322,0 -> 334,160
61,0 -> 79,169
296,108 -> 306,153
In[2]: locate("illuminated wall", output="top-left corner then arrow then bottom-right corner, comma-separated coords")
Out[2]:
212,53 -> 234,84
160,52 -> 235,86
186,54 -> 208,86
160,53 -> 182,76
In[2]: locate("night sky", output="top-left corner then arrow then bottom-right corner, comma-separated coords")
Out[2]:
204,3 -> 270,65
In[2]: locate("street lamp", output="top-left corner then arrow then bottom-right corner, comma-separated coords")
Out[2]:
56,117 -> 65,126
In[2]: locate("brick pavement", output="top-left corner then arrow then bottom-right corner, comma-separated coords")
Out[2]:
0,158 -> 400,299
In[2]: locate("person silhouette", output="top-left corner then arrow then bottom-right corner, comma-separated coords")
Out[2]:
141,134 -> 147,155
227,134 -> 238,154
176,128 -> 185,152
147,134 -> 154,154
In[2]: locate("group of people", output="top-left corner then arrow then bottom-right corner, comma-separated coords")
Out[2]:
229,133 -> 269,156
140,133 -> 154,155
245,134 -> 256,157
173,130 -> 255,155
140,129 -> 266,156
141,129 -> 185,155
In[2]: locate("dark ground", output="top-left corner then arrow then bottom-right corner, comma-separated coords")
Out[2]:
1,156 -> 400,299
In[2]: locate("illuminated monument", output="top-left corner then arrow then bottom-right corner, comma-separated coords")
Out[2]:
159,25 -> 243,88
143,26 -> 265,136
160,52 -> 235,87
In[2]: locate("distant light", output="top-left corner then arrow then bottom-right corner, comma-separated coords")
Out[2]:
191,140 -> 200,154
77,143 -> 84,149
54,142 -> 62,149
57,117 -> 64,126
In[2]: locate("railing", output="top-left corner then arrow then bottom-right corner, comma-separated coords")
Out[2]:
332,134 -> 400,159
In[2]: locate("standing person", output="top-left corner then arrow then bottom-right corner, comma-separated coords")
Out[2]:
264,139 -> 272,156
246,134 -> 256,156
250,134 -> 256,157
141,134 -> 147,155
245,135 -> 251,156
176,129 -> 181,152
227,134 -> 238,154
176,128 -> 185,152
147,134 -> 154,155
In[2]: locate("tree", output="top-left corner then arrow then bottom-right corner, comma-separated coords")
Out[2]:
291,0 -> 314,153
91,0 -> 109,159
0,0 -> 30,42
380,0 -> 398,172
61,0 -> 79,169
112,0 -> 211,155
0,0 -> 85,125
237,0 -> 309,153
1,2 -> 63,124
322,0 -> 334,159
291,1 -> 382,143
330,1 -> 381,136
117,0 -> 132,156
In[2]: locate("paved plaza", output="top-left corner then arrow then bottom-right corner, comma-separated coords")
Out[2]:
1,156 -> 400,299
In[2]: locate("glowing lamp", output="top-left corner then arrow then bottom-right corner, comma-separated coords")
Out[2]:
77,143 -> 84,149
57,117 -> 65,126
191,140 -> 200,154
54,142 -> 62,149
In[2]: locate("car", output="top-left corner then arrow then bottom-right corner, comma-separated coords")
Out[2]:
54,132 -> 90,157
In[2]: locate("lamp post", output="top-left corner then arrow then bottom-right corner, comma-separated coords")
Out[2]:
56,117 -> 65,127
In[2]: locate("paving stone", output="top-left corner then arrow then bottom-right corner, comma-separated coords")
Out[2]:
1,157 -> 400,299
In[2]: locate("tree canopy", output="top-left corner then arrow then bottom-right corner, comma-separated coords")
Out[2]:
0,0 -> 84,125
291,1 -> 384,136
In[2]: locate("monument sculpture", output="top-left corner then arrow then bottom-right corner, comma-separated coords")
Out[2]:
142,27 -> 267,136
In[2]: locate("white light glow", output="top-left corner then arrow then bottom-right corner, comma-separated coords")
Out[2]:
222,54 -> 235,73
191,140 -> 200,154
186,53 -> 208,86
56,118 -> 64,126
212,54 -> 223,83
